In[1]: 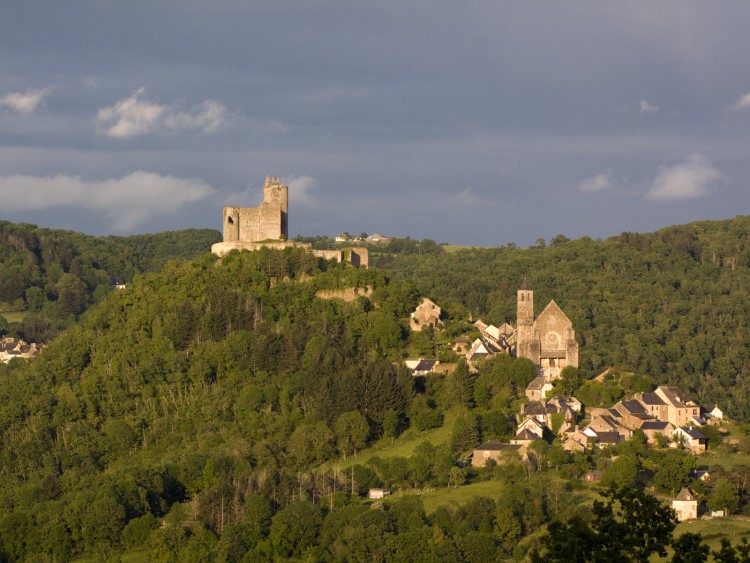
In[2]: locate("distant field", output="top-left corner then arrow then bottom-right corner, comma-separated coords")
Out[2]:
0,311 -> 28,323
442,245 -> 490,253
658,517 -> 750,557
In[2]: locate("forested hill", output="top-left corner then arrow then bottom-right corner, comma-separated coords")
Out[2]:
374,215 -> 750,419
0,219 -> 749,559
0,248 -> 424,560
0,221 -> 221,341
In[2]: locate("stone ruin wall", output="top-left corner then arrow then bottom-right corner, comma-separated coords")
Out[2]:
223,176 -> 288,243
315,286 -> 374,302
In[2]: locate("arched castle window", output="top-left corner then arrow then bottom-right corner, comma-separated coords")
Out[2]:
521,295 -> 525,301
227,217 -> 234,224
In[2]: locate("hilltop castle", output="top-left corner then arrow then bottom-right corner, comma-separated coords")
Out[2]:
223,176 -> 288,243
211,176 -> 368,267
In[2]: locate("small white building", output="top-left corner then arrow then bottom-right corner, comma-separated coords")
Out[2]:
368,488 -> 391,499
672,488 -> 698,521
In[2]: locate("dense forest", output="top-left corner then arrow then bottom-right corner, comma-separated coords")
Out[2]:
0,217 -> 750,560
0,221 -> 221,342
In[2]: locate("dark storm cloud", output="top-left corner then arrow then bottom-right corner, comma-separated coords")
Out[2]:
1,1 -> 750,244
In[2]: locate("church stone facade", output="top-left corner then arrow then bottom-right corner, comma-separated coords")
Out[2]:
515,279 -> 578,380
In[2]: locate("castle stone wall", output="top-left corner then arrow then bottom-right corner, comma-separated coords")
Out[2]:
222,176 -> 288,243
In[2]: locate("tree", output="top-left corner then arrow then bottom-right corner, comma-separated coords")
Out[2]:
382,409 -> 400,442
708,479 -> 740,516
334,410 -> 369,458
446,360 -> 474,409
602,453 -> 640,489
551,366 -> 584,396
493,505 -> 521,555
670,532 -> 710,563
533,486 -> 680,562
269,500 -> 323,558
653,452 -> 695,497
450,413 -> 479,458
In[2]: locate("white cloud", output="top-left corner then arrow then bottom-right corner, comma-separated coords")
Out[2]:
0,88 -> 51,115
164,100 -> 225,133
287,175 -> 319,207
646,154 -> 722,201
734,92 -> 750,109
578,173 -> 611,193
639,99 -> 660,114
0,171 -> 216,231
96,87 -> 226,138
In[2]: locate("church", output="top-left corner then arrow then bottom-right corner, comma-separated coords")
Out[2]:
515,279 -> 578,381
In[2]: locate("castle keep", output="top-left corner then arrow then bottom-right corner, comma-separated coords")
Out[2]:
223,176 -> 288,243
212,176 -> 368,267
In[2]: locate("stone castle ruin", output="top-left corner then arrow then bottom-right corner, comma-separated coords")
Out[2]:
223,176 -> 288,243
212,176 -> 368,267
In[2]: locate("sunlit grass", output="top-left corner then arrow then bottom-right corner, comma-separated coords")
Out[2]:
0,310 -> 28,323
328,410 -> 460,471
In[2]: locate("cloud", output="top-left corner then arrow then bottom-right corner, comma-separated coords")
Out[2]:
0,171 -> 216,231
96,87 -> 226,138
639,99 -> 660,114
450,186 -> 481,206
734,92 -> 750,109
578,173 -> 611,193
646,154 -> 722,201
0,88 -> 51,115
287,175 -> 319,207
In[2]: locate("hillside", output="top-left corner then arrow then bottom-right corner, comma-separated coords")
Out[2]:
0,249 -> 424,560
1,217 -> 750,560
374,215 -> 750,420
0,221 -> 221,342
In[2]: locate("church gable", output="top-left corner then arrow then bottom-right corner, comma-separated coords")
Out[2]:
534,300 -> 572,332
533,301 -> 573,351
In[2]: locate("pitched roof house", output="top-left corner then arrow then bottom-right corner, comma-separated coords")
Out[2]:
672,488 -> 698,521
674,426 -> 708,453
525,376 -> 554,402
639,421 -> 675,445
410,298 -> 442,332
655,386 -> 701,427
466,338 -> 502,362
471,440 -> 524,467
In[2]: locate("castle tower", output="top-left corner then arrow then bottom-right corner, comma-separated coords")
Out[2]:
263,176 -> 288,240
223,206 -> 240,242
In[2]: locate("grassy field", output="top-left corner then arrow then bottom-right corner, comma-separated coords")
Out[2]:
329,410 -> 460,471
675,517 -> 750,550
698,451 -> 750,471
0,310 -> 28,323
381,479 -> 508,514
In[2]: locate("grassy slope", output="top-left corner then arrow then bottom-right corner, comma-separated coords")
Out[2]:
0,311 -> 28,323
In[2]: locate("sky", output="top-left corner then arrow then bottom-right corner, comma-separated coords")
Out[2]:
1,1 -> 750,247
